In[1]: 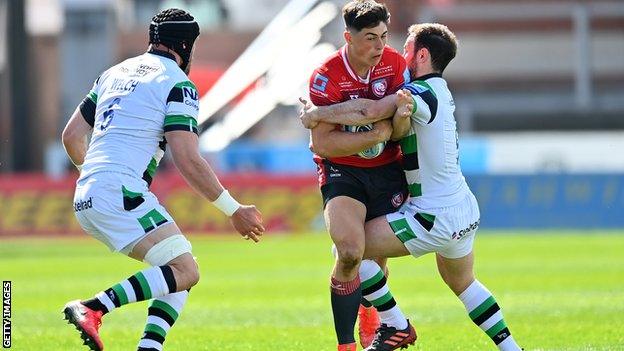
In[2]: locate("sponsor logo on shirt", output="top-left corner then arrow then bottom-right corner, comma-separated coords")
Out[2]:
312,73 -> 329,92
183,87 -> 199,110
338,81 -> 355,88
374,65 -> 393,75
183,87 -> 198,100
133,64 -> 159,77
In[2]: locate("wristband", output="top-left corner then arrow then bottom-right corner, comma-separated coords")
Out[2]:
212,190 -> 241,216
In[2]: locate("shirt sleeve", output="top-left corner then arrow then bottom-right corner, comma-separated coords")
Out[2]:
79,76 -> 101,127
403,80 -> 438,125
309,70 -> 341,107
163,80 -> 199,134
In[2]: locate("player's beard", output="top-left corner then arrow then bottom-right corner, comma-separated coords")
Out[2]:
183,61 -> 192,75
408,60 -> 418,81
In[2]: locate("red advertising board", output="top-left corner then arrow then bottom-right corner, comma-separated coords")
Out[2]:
0,173 -> 321,236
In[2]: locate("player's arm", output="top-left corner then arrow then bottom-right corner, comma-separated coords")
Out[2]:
300,95 -> 398,128
62,87 -> 97,170
62,108 -> 92,169
386,53 -> 414,141
166,130 -> 265,241
164,79 -> 264,240
310,120 -> 392,158
306,70 -> 392,157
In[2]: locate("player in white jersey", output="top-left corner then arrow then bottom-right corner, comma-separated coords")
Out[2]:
300,23 -> 522,351
60,8 -> 265,351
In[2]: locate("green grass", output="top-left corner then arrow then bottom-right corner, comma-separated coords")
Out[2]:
2,231 -> 624,350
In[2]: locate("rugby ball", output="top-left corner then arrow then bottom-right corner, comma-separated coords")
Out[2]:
343,124 -> 386,159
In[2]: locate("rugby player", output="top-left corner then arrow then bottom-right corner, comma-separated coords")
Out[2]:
307,1 -> 416,349
61,8 -> 264,351
301,23 -> 523,351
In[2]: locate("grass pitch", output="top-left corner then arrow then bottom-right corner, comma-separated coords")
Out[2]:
2,231 -> 623,350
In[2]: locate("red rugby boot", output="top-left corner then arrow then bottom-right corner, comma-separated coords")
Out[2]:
63,300 -> 104,351
358,304 -> 380,348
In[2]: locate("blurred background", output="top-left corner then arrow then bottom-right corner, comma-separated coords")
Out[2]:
1,0 -> 623,235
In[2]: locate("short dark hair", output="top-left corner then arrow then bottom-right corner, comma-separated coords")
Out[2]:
343,0 -> 390,32
408,23 -> 458,73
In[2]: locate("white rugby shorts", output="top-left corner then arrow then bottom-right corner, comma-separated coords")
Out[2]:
73,172 -> 174,252
386,191 -> 480,259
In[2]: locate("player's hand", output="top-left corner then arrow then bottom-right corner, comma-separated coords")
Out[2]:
229,205 -> 265,243
389,89 -> 413,141
298,97 -> 319,129
373,119 -> 393,142
395,89 -> 413,120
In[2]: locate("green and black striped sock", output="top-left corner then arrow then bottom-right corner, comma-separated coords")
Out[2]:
137,290 -> 188,351
83,266 -> 177,314
360,260 -> 407,329
459,280 -> 521,351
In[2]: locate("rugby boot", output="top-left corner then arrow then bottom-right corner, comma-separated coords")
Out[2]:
358,305 -> 380,348
338,342 -> 358,351
63,300 -> 104,351
364,320 -> 417,351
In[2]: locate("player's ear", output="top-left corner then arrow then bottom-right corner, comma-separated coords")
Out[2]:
344,29 -> 352,44
418,47 -> 429,63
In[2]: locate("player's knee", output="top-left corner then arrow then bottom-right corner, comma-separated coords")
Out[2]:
336,245 -> 364,270
444,274 -> 474,295
144,235 -> 196,290
169,258 -> 199,290
186,261 -> 200,288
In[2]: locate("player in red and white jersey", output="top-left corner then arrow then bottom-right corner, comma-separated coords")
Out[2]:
304,2 -> 416,351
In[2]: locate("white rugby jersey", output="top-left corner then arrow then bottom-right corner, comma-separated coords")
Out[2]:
400,73 -> 470,209
78,51 -> 199,187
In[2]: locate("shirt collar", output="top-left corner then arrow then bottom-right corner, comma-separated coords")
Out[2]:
414,72 -> 442,80
148,49 -> 177,63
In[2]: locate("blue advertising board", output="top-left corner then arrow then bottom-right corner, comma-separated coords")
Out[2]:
467,174 -> 624,228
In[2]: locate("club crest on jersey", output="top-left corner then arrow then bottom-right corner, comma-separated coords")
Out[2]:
391,192 -> 404,208
372,78 -> 388,97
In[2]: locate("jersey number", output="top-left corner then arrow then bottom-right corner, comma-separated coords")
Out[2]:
455,131 -> 460,165
101,97 -> 121,131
